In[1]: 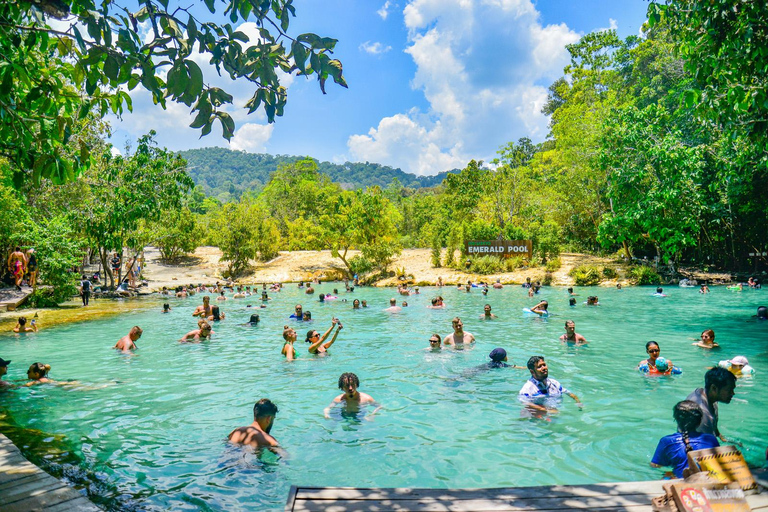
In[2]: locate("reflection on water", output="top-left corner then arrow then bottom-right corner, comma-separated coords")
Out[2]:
0,285 -> 766,511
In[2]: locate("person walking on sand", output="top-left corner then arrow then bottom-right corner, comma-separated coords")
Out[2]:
7,247 -> 27,291
115,326 -> 142,351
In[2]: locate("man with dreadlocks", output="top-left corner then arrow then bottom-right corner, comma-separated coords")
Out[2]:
324,372 -> 381,420
650,400 -> 720,478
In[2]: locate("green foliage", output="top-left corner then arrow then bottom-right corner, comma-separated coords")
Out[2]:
629,265 -> 661,285
255,218 -> 282,262
151,208 -> 198,262
530,220 -> 562,260
0,1 -> 345,188
208,201 -> 262,277
506,256 -> 525,272
348,255 -> 375,277
468,255 -> 505,275
430,232 -> 442,268
569,265 -> 602,286
285,216 -> 327,251
602,266 -> 618,279
545,258 -> 562,272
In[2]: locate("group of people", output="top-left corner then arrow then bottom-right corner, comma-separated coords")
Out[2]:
6,246 -> 37,291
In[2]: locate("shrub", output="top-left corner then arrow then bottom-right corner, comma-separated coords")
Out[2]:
602,266 -> 618,279
469,255 -> 505,274
348,255 -> 375,277
506,256 -> 524,272
545,257 -> 562,272
543,272 -> 553,286
528,255 -> 542,267
430,232 -> 442,268
630,265 -> 661,285
26,289 -> 65,308
569,264 -> 602,286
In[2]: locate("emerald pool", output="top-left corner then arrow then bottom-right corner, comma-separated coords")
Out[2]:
0,285 -> 765,511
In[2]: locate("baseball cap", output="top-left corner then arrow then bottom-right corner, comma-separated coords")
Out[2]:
0,358 -> 10,367
489,348 -> 507,362
728,356 -> 749,366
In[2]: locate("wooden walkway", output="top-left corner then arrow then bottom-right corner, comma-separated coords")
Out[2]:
0,287 -> 30,312
0,434 -> 101,512
286,479 -> 768,511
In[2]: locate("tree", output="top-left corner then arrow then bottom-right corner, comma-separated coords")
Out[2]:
148,207 -> 198,262
0,1 -> 346,187
208,200 -> 260,277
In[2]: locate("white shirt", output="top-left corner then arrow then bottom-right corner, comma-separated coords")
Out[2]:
518,377 -> 569,403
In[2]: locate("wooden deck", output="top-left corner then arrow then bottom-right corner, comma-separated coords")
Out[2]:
0,434 -> 101,512
0,287 -> 30,312
286,478 -> 768,511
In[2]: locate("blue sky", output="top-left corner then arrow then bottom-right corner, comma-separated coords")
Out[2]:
108,0 -> 650,176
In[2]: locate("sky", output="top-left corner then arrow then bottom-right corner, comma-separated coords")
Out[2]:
108,0 -> 651,176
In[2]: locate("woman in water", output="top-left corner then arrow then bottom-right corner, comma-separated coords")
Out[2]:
208,305 -> 225,321
530,300 -> 548,316
637,341 -> 681,375
307,318 -> 343,355
246,314 -> 260,326
650,400 -> 719,478
25,362 -> 53,386
281,325 -> 298,361
692,329 -> 719,349
13,316 -> 38,333
180,321 -> 213,342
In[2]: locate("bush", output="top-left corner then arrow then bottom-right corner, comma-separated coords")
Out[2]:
602,266 -> 618,279
506,256 -> 524,272
528,255 -> 542,267
630,265 -> 661,285
348,255 -> 375,277
430,232 -> 442,268
569,264 -> 602,286
543,272 -> 553,286
545,257 -> 562,272
469,255 -> 505,274
26,288 -> 66,308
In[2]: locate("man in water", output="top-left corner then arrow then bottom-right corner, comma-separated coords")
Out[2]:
192,296 -> 212,318
7,247 -> 27,291
324,372 -> 381,419
115,326 -> 142,351
0,358 -> 12,388
493,279 -> 503,289
479,304 -> 497,319
686,367 -> 736,442
289,304 -> 303,320
519,356 -> 582,413
444,317 -> 475,346
560,320 -> 587,345
383,298 -> 402,313
228,399 -> 281,449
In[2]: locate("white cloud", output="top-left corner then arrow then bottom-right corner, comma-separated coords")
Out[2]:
110,146 -> 122,157
597,18 -> 619,32
229,123 -> 274,152
377,1 -> 392,20
359,41 -> 392,55
349,0 -> 580,175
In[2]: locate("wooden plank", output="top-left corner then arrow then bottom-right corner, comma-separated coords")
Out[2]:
0,466 -> 39,485
0,486 -> 89,512
1,479 -> 68,504
285,485 -> 299,512
43,496 -> 103,512
0,472 -> 51,492
292,498 -> 656,512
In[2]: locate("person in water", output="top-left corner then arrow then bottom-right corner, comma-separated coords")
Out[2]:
25,362 -> 53,386
699,284 -> 710,294
180,321 -> 212,342
0,358 -> 12,388
162,303 -> 171,313
480,304 -> 497,319
208,305 -> 225,321
13,316 -> 37,333
692,329 -> 719,349
192,296 -> 212,318
443,317 -> 475,346
324,372 -> 381,419
518,356 -> 582,413
281,326 -> 298,361
352,299 -> 360,309
686,367 -> 736,442
485,348 -> 525,369
530,300 -> 548,316
717,356 -> 755,377
560,320 -> 587,345
650,400 -> 719,478
307,318 -> 343,355
228,399 -> 281,450
755,306 -> 768,320
653,287 -> 667,297
289,304 -> 303,320
246,314 -> 260,326
115,326 -> 142,351
383,298 -> 402,313
637,341 -> 680,375
428,334 -> 442,351
586,296 -> 599,306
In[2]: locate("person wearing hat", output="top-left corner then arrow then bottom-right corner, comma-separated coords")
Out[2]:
487,348 -> 525,369
0,358 -> 12,387
717,356 -> 755,377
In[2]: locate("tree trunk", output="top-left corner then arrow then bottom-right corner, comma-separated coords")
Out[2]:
99,248 -> 113,289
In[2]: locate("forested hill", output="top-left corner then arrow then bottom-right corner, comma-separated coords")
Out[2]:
179,147 -> 453,201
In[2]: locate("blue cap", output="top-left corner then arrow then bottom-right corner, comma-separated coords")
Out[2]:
489,348 -> 507,362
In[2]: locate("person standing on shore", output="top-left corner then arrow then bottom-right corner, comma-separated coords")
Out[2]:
7,247 -> 27,291
80,275 -> 92,306
26,248 -> 37,290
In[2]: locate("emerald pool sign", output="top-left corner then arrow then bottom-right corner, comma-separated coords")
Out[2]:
465,240 -> 532,258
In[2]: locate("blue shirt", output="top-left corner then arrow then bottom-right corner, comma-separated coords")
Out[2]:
651,432 -> 719,478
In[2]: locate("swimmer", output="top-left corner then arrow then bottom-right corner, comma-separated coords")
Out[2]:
493,279 -> 503,289
444,317 -> 475,346
650,400 -> 719,478
246,314 -> 260,326
192,296 -> 212,318
180,321 -> 212,342
567,287 -> 577,296
616,283 -> 622,290
25,362 -> 53,386
361,300 -> 368,308
480,304 -> 497,319
217,291 -> 227,301
261,291 -> 271,301
289,304 -> 304,320
306,285 -> 314,294
228,399 -> 282,452
692,329 -> 719,349
586,296 -> 599,306
717,356 -> 755,377
208,305 -> 225,321
530,300 -> 548,316
162,303 -> 171,313
485,348 -> 525,369
428,334 -> 442,351
307,318 -> 343,355
318,293 -> 325,303
559,320 -> 587,345
324,372 -> 381,420
13,316 -> 37,333
401,301 -> 408,307
699,284 -> 710,294
0,358 -> 12,388
353,299 -> 360,309
302,311 -> 312,321
115,326 -> 142,351
653,287 -> 667,297
518,356 -> 582,413
383,298 -> 402,313
569,298 -> 577,307
755,306 -> 767,320
281,326 -> 298,361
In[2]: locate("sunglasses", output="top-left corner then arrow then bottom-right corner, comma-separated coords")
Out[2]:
429,339 -> 440,343
648,349 -> 660,353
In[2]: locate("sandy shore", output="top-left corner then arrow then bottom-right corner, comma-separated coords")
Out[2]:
141,246 -> 629,289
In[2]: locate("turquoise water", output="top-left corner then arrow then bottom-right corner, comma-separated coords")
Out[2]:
0,285 -> 766,511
